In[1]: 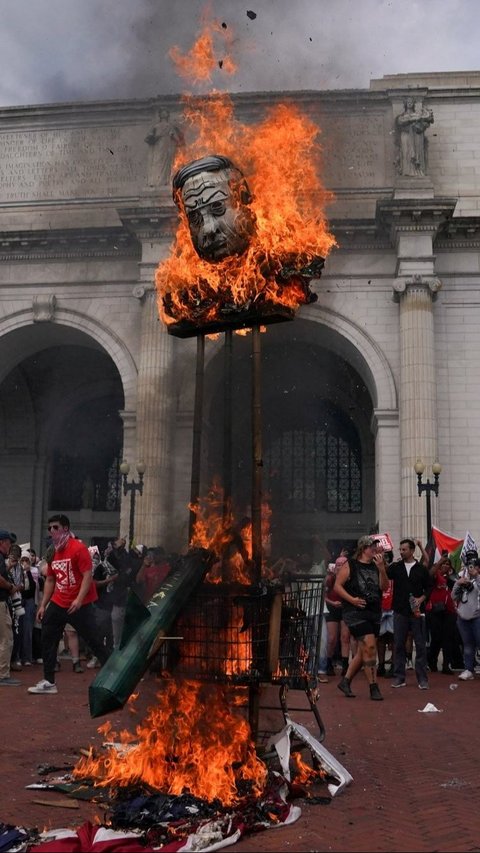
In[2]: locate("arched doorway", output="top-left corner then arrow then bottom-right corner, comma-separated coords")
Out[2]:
0,333 -> 124,552
204,322 -> 376,562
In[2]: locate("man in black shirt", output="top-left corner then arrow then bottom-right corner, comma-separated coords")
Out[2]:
387,538 -> 433,689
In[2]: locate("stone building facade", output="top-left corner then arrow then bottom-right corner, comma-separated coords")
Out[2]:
0,70 -> 479,558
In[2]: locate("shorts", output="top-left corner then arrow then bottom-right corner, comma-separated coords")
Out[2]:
342,608 -> 381,640
325,603 -> 343,623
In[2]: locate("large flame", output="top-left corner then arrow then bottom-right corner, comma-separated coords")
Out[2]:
156,15 -> 335,329
189,478 -> 272,583
74,680 -> 267,806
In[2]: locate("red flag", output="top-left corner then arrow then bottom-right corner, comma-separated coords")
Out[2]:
430,526 -> 464,565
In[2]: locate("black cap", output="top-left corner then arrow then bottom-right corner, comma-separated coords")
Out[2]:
0,529 -> 17,543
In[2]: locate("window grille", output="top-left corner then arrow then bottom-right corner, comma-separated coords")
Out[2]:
265,410 -> 361,513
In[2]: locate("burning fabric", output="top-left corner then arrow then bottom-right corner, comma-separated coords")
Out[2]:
51,679 -> 348,850
76,681 -> 268,805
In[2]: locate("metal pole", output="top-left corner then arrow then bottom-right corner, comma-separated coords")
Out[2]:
251,324 -> 262,584
189,334 -> 205,543
129,489 -> 136,547
426,486 -> 432,542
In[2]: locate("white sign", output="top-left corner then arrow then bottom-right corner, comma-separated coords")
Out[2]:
375,533 -> 394,551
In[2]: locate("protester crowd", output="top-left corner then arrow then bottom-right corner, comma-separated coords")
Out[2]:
306,535 -> 480,700
1,516 -> 480,701
0,519 -> 174,692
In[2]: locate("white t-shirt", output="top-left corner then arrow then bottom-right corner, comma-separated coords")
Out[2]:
404,559 -> 416,577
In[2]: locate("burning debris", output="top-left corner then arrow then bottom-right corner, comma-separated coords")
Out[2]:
78,681 -> 268,806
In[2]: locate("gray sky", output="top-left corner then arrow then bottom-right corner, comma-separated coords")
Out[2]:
0,0 -> 478,107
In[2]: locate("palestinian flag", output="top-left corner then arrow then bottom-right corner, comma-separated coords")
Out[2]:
426,526 -> 464,570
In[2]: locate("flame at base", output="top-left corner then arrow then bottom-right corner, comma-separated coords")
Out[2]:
74,680 -> 268,806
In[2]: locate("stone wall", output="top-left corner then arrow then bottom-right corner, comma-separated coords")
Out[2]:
0,74 -> 479,549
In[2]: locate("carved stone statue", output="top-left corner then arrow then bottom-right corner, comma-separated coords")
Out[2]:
172,155 -> 256,262
395,96 -> 434,177
145,109 -> 184,188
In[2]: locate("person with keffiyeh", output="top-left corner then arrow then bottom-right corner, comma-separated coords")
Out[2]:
27,514 -> 109,695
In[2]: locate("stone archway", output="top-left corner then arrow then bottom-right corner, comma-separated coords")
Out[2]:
0,310 -> 137,549
174,309 -> 399,558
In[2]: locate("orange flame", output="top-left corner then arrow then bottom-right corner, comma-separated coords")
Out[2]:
157,16 -> 335,329
291,751 -> 328,786
189,479 -> 272,583
169,8 -> 237,85
74,680 -> 267,806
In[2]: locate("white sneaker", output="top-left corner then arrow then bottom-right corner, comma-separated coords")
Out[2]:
27,679 -> 58,694
458,670 -> 474,681
86,657 -> 98,669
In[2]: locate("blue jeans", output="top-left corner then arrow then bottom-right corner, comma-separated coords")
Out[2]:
393,611 -> 428,683
455,615 -> 480,672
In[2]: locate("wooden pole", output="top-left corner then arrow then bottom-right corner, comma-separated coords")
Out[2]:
251,324 -> 263,584
188,334 -> 205,543
223,329 -> 233,522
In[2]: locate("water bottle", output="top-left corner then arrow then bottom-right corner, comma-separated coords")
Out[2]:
409,593 -> 421,617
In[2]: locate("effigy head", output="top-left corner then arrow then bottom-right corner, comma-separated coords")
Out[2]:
172,155 -> 256,262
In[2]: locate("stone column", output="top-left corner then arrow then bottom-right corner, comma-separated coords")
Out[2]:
371,409 -> 401,546
119,206 -> 177,548
393,274 -> 441,541
133,269 -> 174,547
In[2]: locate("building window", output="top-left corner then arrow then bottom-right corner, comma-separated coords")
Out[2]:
265,409 -> 362,513
49,399 -> 123,512
50,452 -> 122,512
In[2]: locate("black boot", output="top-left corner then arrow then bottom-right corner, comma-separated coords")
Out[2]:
337,676 -> 355,698
370,682 -> 384,701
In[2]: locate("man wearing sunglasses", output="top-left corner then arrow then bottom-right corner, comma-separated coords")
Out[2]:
28,514 -> 109,694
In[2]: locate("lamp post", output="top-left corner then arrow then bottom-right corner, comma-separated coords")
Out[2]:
414,458 -> 442,540
119,459 -> 146,547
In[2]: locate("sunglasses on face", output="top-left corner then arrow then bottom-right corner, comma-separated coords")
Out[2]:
47,524 -> 61,531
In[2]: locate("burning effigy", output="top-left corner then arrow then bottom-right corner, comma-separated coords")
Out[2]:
155,12 -> 335,336
156,99 -> 335,336
69,15 -> 352,852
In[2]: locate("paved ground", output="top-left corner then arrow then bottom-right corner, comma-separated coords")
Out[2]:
2,662 -> 479,852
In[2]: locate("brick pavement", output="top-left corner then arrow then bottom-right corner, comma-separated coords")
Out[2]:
2,663 -> 479,852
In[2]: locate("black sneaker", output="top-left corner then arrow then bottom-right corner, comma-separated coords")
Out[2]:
72,661 -> 84,674
391,678 -> 406,688
370,683 -> 384,701
337,677 -> 355,698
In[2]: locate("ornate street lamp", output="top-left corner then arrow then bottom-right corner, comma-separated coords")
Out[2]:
119,459 -> 146,547
414,458 -> 442,540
